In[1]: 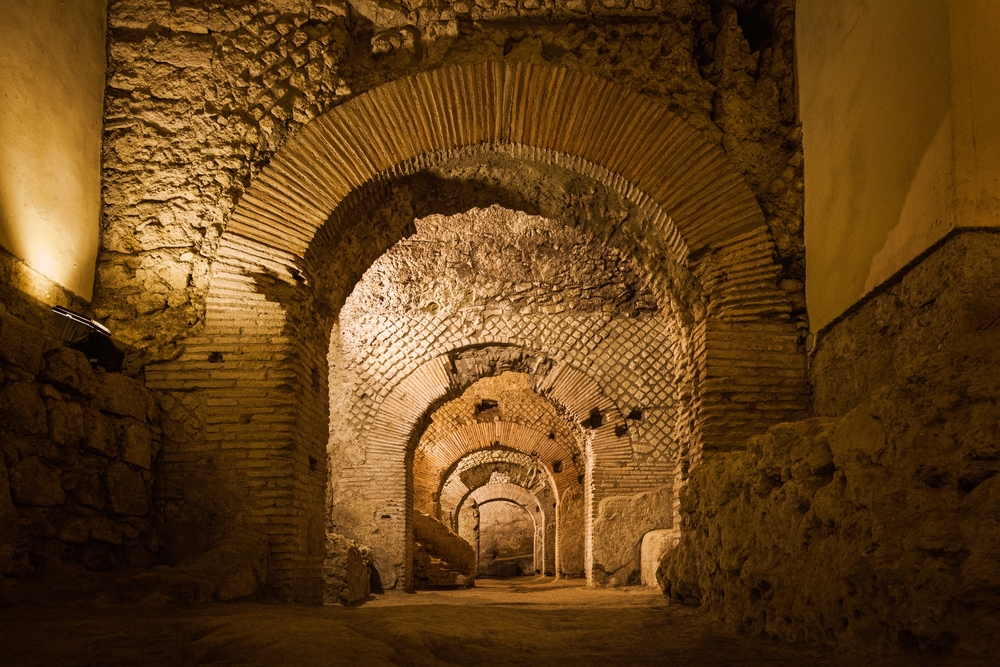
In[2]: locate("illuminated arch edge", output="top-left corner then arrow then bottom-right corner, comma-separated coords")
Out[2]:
221,60 -> 765,278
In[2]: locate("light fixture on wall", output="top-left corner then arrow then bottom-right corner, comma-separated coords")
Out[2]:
52,306 -> 124,372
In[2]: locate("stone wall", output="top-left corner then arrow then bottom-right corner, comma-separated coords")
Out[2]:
0,313 -> 161,594
478,500 -> 535,577
657,231 -> 1000,659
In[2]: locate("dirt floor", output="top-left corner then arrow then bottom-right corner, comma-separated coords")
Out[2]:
0,577 -> 973,667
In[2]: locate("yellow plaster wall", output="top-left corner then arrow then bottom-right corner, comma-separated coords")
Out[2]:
950,0 -> 1000,231
797,0 -> 955,333
0,0 -> 107,301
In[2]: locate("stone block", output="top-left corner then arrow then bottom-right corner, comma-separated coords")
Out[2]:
47,399 -> 86,447
95,373 -> 153,422
57,516 -> 91,543
89,516 -> 123,544
9,456 -> 65,507
40,345 -> 98,397
324,533 -> 371,605
0,314 -> 43,374
641,528 -> 678,587
107,461 -> 148,516
117,419 -> 153,469
18,508 -> 57,537
83,409 -> 116,457
75,471 -> 105,510
0,382 -> 47,436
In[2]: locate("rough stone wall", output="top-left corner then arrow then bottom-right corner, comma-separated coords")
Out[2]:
0,313 -> 162,592
657,231 -> 1000,659
810,230 -> 1000,418
478,500 -> 535,577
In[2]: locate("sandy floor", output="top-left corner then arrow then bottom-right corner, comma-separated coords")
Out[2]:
0,577 -> 962,666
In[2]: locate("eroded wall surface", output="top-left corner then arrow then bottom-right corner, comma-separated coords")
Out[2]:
0,312 -> 162,589
0,0 -> 107,301
659,231 -> 1000,659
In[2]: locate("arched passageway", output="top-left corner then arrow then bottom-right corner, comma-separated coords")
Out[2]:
145,61 -> 808,602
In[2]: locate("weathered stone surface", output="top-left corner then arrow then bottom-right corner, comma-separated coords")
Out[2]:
0,382 -> 47,436
83,409 -> 116,457
117,420 -> 153,469
323,533 -> 371,605
640,529 -> 677,587
47,400 -> 85,447
0,314 -> 44,374
9,457 -> 65,507
592,485 -> 673,586
413,510 -> 476,576
95,373 -> 152,422
56,516 -> 91,544
89,516 -> 124,545
659,334 -> 1000,659
812,231 -> 1000,417
75,471 -> 105,510
106,462 -> 148,516
477,500 -> 534,577
40,345 -> 98,397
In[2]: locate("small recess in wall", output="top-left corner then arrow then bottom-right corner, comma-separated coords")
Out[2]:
582,407 -> 603,429
552,460 -> 563,473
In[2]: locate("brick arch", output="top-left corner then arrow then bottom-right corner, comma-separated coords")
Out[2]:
157,62 -> 772,600
223,61 -> 764,268
437,447 -> 558,525
467,482 -> 548,575
416,423 -> 575,516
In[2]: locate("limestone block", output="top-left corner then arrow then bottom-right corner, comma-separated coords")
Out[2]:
9,456 -> 65,507
106,461 -> 148,516
0,315 -> 43,374
0,382 -> 47,436
83,409 -> 116,457
18,508 -> 57,537
75,470 -> 105,510
40,345 -> 98,397
592,485 -> 673,586
172,529 -> 270,602
95,373 -> 152,422
324,533 -> 371,605
57,516 -> 91,544
47,400 -> 85,447
89,516 -> 124,544
641,529 -> 678,587
413,510 -> 476,575
117,419 -> 153,469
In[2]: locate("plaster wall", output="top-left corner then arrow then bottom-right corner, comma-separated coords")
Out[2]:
798,0 -> 955,333
950,0 -> 1000,231
0,0 -> 107,301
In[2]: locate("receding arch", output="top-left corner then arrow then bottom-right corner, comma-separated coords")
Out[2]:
465,483 -> 548,576
156,61 -> 779,600
224,61 -> 765,266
